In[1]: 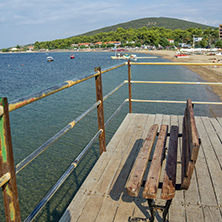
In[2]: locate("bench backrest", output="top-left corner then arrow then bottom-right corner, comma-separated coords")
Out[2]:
181,99 -> 200,190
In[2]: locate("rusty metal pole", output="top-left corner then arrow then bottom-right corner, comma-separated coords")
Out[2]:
0,97 -> 21,222
128,60 -> 132,113
94,67 -> 106,155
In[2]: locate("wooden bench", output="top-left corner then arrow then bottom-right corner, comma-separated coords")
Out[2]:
126,99 -> 201,222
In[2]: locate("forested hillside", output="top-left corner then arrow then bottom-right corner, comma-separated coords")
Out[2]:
80,17 -> 214,36
33,26 -> 220,50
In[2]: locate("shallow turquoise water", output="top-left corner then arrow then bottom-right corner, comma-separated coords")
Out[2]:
0,52 -> 221,221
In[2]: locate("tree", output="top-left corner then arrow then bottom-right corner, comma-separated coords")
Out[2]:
200,39 -> 208,48
215,39 -> 222,48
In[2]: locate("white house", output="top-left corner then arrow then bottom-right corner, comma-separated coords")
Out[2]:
167,39 -> 174,44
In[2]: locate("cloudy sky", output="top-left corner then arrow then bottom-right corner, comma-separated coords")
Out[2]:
0,0 -> 221,49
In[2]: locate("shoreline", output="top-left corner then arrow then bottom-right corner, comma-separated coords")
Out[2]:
140,50 -> 222,103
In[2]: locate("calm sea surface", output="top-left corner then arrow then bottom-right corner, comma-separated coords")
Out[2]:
0,51 -> 221,221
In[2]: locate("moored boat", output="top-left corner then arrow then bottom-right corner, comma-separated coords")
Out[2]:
47,56 -> 54,62
175,54 -> 189,58
70,54 -> 75,59
111,53 -> 137,61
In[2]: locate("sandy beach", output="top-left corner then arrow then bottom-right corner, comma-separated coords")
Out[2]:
142,50 -> 222,102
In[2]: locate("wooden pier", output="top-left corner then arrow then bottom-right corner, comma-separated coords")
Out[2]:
59,113 -> 222,222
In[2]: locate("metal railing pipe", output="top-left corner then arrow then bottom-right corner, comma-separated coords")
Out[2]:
16,100 -> 101,173
103,81 -> 126,101
130,62 -> 222,66
0,63 -> 126,116
131,99 -> 222,105
0,173 -> 11,188
128,60 -> 132,113
105,100 -> 128,127
131,81 -> 222,85
24,129 -> 103,222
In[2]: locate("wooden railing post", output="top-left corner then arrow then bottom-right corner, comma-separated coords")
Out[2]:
128,60 -> 132,113
0,97 -> 21,222
94,67 -> 106,155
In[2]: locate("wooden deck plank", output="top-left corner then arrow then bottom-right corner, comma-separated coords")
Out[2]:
204,117 -> 222,164
79,114 -> 146,220
201,117 -> 222,206
216,117 -> 222,126
203,206 -> 222,222
59,114 -> 135,222
95,195 -> 119,222
195,117 -> 218,206
59,113 -> 222,222
210,118 -> 222,142
109,114 -> 152,200
169,115 -> 186,222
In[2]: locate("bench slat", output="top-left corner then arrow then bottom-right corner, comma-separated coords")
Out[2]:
187,99 -> 200,161
181,99 -> 200,190
126,124 -> 159,197
161,126 -> 179,200
143,125 -> 168,199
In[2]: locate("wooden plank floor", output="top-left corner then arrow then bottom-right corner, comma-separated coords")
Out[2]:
59,113 -> 222,222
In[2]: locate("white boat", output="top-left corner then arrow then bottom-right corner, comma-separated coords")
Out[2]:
47,56 -> 54,62
111,53 -> 137,61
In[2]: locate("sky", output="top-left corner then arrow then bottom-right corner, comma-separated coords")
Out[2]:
0,0 -> 222,49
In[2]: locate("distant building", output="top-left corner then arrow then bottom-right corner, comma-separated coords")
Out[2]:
193,37 -> 202,42
219,24 -> 222,39
28,46 -> 34,51
78,43 -> 91,47
167,39 -> 174,44
94,42 -> 103,45
178,43 -> 191,48
104,41 -> 121,46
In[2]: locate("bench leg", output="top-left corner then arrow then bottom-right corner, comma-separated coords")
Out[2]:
163,199 -> 172,222
147,199 -> 172,222
147,199 -> 155,222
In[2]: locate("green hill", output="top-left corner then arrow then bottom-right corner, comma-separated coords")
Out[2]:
79,17 -> 214,36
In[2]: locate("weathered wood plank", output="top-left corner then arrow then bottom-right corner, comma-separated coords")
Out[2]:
143,125 -> 168,199
126,124 -> 158,197
186,205 -> 204,222
95,195 -> 119,222
203,117 -> 222,165
187,99 -> 199,161
210,118 -> 222,142
59,114 -> 222,222
181,100 -> 200,190
59,114 -> 135,222
203,206 -> 222,222
113,199 -> 135,222
195,117 -> 218,207
216,117 -> 222,126
200,117 -> 222,206
169,115 -> 185,222
109,114 -> 152,201
161,125 -> 179,200
77,193 -> 104,222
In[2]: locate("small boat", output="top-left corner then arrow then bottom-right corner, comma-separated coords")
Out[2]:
111,53 -> 137,61
175,54 -> 189,58
70,54 -> 75,59
47,56 -> 54,62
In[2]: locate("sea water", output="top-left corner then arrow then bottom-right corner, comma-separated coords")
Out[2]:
0,51 -> 221,221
